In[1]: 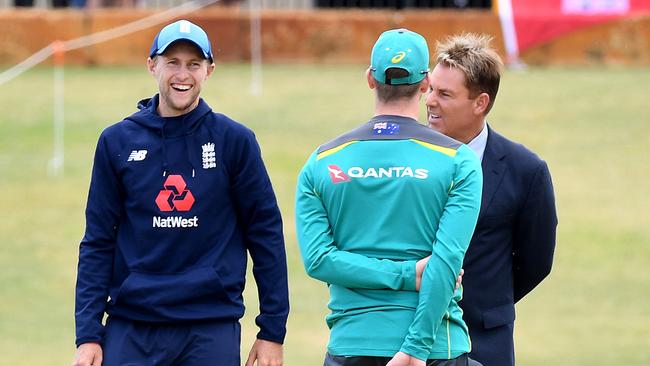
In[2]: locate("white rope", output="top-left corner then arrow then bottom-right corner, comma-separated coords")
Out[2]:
0,0 -> 221,86
0,44 -> 55,85
62,0 -> 219,52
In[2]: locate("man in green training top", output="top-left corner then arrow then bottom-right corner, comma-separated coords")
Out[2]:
295,29 -> 483,366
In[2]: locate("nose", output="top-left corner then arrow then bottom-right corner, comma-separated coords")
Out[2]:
425,90 -> 437,107
174,65 -> 191,79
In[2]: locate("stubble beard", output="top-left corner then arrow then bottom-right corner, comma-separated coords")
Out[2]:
162,88 -> 200,116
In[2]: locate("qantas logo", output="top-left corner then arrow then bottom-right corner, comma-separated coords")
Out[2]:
327,165 -> 429,183
153,175 -> 198,228
328,165 -> 351,184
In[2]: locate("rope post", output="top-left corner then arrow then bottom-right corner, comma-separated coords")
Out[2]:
49,40 -> 65,178
497,0 -> 526,70
249,0 -> 262,96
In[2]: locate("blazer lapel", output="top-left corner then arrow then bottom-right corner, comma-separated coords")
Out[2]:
479,126 -> 507,219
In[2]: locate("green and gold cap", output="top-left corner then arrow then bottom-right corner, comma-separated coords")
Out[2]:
370,28 -> 429,85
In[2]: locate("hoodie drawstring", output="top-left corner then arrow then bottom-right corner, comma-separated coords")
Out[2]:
161,116 -> 197,178
183,117 -> 197,178
132,95 -> 207,178
161,119 -> 169,177
186,135 -> 196,178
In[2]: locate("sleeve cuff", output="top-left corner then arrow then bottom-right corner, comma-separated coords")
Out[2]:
401,260 -> 417,291
399,344 -> 429,362
75,337 -> 103,348
256,330 -> 285,345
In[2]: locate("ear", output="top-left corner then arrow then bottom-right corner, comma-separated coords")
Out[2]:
366,68 -> 377,90
206,62 -> 216,79
418,75 -> 430,93
474,92 -> 490,115
147,57 -> 156,76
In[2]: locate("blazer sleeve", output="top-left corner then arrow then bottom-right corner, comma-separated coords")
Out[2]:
513,160 -> 558,303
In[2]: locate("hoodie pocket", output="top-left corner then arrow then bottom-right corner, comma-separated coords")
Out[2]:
116,267 -> 226,308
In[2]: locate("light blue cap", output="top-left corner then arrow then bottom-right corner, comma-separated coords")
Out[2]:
370,28 -> 429,85
150,20 -> 213,62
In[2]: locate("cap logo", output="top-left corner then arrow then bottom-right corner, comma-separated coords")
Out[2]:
391,51 -> 406,64
179,20 -> 191,34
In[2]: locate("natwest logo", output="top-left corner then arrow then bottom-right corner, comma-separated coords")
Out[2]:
155,175 -> 195,212
153,216 -> 198,228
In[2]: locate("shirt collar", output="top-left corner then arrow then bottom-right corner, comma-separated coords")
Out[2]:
467,122 -> 488,161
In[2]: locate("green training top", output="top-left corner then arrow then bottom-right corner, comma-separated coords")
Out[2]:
295,115 -> 483,361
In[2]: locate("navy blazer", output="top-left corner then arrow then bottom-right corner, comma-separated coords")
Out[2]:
460,126 -> 557,366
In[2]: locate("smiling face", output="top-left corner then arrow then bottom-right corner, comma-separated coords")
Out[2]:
425,63 -> 488,144
147,41 -> 215,117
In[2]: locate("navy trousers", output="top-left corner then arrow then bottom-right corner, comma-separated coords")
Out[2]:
324,353 -> 483,366
102,317 -> 240,366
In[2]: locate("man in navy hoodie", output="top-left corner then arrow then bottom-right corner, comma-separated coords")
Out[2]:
73,20 -> 289,366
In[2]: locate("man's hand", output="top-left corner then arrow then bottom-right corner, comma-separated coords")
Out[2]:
245,339 -> 283,366
72,342 -> 102,366
456,268 -> 464,290
386,351 -> 425,366
415,256 -> 464,291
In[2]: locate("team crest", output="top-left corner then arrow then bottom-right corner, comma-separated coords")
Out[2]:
202,143 -> 216,169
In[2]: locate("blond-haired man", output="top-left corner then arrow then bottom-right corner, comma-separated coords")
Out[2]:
426,33 -> 557,366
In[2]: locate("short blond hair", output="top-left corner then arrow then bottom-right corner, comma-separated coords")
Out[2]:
436,33 -> 503,114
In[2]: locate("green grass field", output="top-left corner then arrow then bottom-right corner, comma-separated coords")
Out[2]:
1,64 -> 649,365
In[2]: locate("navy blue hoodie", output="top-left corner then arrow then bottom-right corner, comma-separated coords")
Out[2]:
75,95 -> 289,346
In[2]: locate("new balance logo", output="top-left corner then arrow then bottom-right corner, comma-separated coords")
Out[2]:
202,142 -> 216,169
127,150 -> 147,162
